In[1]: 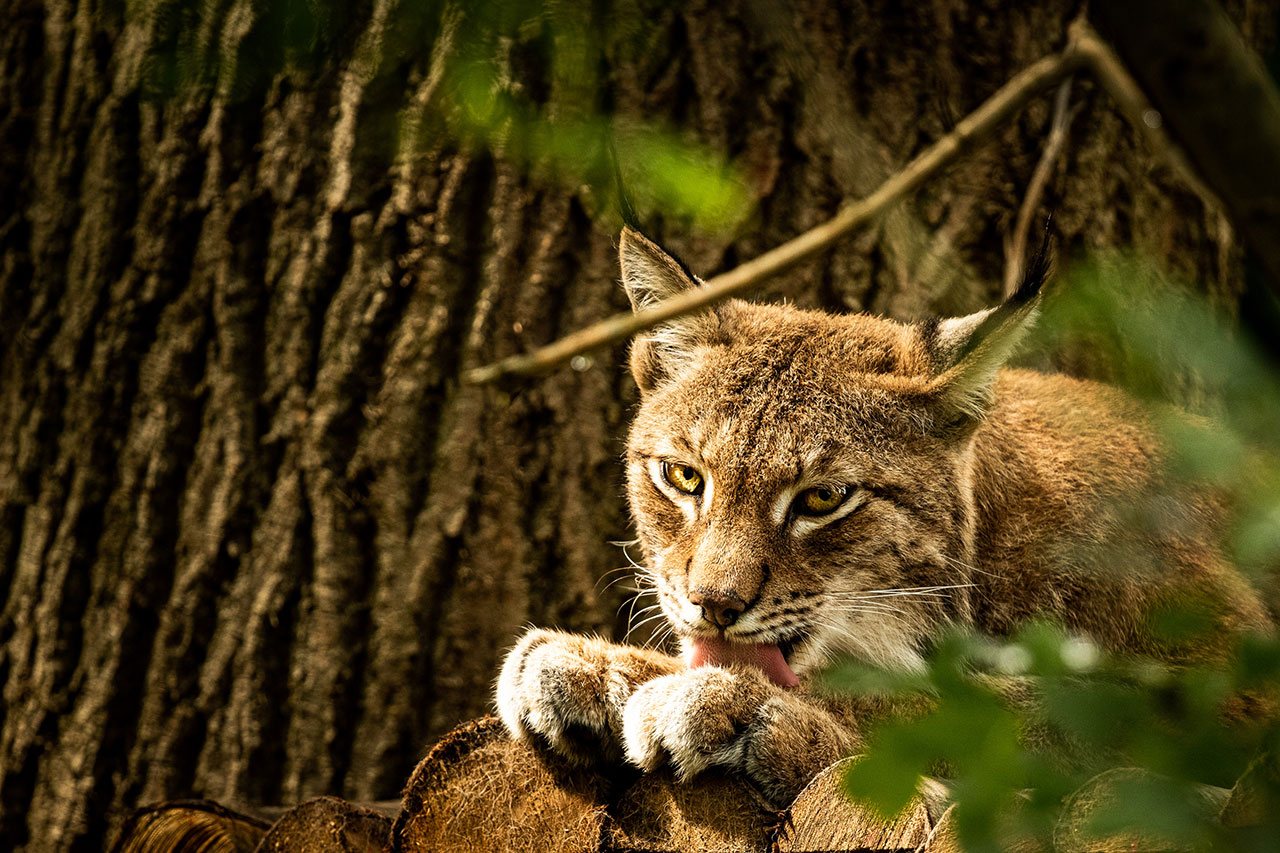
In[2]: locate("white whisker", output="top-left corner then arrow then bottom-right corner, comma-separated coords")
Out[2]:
624,586 -> 655,629
851,583 -> 976,596
649,622 -> 678,652
831,604 -> 907,617
600,574 -> 638,593
943,554 -> 1001,580
627,601 -> 665,635
628,604 -> 664,623
626,610 -> 673,640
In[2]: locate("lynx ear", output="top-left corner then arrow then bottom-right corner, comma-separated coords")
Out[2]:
620,227 -> 722,393
923,253 -> 1049,420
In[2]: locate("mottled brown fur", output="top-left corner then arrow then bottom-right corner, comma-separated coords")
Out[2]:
497,228 -> 1272,804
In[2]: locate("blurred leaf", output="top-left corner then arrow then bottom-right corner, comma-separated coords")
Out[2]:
819,658 -> 934,697
134,0 -> 750,229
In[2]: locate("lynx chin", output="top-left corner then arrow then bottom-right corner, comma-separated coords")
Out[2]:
496,227 -> 1272,804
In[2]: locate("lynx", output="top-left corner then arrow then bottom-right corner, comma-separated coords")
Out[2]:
496,228 -> 1272,804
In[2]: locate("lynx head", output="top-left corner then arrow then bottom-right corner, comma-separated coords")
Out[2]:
620,228 -> 1045,684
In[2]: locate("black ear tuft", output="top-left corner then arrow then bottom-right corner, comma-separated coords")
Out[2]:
610,138 -> 642,230
948,220 -> 1053,366
918,316 -> 942,359
924,220 -> 1052,420
1009,216 -> 1055,308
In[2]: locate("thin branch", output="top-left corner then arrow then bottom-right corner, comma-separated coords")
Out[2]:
1070,20 -> 1219,206
1004,77 -> 1076,298
464,47 -> 1087,385
1086,4 -> 1280,299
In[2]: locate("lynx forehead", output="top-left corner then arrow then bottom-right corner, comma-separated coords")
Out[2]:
628,312 -> 958,472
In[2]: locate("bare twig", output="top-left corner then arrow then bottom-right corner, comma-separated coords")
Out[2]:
1087,3 -> 1280,298
464,47 -> 1087,384
1070,20 -> 1219,206
1004,77 -> 1076,298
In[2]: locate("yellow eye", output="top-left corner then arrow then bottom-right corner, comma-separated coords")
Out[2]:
795,486 -> 846,516
662,462 -> 704,495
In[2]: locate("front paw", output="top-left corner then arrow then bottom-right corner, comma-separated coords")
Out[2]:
497,629 -> 629,763
621,666 -> 773,781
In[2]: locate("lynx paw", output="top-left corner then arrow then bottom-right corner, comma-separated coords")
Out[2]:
621,665 -> 774,781
496,629 -> 627,762
621,665 -> 853,803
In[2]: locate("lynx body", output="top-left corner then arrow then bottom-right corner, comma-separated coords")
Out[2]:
497,229 -> 1270,803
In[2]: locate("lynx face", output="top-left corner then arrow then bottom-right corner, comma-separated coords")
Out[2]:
621,229 -> 1042,683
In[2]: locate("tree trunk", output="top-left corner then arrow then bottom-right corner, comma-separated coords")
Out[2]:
1,0 -> 1274,849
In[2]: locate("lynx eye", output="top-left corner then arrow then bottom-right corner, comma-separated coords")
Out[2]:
662,462 -> 704,496
794,485 -> 847,516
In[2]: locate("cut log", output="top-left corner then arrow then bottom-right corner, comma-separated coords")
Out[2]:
108,800 -> 269,853
775,757 -> 941,851
255,797 -> 390,852
911,801 -> 1048,853
109,719 -> 957,852
1052,767 -> 1229,853
607,765 -> 778,852
392,717 -> 945,852
391,717 -> 614,853
391,716 -> 780,852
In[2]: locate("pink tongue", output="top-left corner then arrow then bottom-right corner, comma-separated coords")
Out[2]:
689,636 -> 799,689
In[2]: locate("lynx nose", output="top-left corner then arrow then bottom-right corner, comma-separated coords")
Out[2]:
688,589 -> 748,628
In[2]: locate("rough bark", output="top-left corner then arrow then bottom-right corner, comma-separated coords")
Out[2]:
1092,0 -> 1280,295
1,0 -> 1275,850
